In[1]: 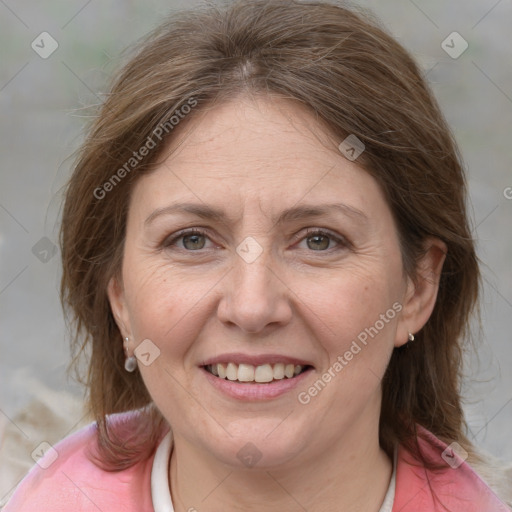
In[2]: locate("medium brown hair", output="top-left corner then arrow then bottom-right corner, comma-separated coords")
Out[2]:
60,0 -> 481,471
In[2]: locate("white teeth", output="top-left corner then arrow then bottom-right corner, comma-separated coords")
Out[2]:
273,363 -> 285,379
237,363 -> 255,382
207,362 -> 306,382
226,362 -> 238,381
254,364 -> 274,383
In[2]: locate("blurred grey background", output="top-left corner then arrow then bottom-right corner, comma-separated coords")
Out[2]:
0,0 -> 511,502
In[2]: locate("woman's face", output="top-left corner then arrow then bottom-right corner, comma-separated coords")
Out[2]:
109,95 -> 426,469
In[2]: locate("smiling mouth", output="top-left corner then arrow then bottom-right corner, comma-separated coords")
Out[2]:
203,362 -> 313,384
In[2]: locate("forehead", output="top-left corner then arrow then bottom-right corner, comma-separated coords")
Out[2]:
130,95 -> 387,223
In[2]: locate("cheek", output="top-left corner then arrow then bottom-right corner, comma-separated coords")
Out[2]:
121,253 -> 215,361
296,264 -> 401,337
298,268 -> 403,393
124,260 -> 171,334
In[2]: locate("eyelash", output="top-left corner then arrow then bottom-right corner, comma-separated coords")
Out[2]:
162,227 -> 350,253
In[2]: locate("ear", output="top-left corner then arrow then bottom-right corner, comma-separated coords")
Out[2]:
107,275 -> 132,339
395,237 -> 447,347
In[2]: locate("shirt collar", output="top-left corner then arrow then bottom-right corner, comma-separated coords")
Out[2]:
151,431 -> 397,512
151,431 -> 174,512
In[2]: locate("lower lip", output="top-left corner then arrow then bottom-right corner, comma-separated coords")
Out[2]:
201,367 -> 313,401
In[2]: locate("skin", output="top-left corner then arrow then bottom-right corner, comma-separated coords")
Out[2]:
108,94 -> 446,512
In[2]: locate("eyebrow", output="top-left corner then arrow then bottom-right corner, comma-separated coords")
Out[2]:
144,201 -> 368,227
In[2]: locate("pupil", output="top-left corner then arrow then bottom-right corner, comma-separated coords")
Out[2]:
184,234 -> 205,250
309,235 -> 328,250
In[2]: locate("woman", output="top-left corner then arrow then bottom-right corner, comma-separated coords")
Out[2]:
3,0 -> 511,510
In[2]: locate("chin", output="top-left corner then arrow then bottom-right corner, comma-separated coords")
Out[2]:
198,421 -> 309,470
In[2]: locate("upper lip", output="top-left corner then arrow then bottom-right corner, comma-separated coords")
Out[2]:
200,353 -> 314,368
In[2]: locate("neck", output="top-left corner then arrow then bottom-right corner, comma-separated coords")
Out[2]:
169,415 -> 392,512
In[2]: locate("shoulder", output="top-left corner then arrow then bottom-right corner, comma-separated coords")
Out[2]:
470,448 -> 512,509
2,411 -> 157,512
393,425 -> 512,511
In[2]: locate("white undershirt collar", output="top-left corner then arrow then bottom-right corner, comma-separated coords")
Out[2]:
151,431 -> 174,512
151,431 -> 397,512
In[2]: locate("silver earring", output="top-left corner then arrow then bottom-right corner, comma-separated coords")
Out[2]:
124,337 -> 137,372
125,356 -> 137,372
408,332 -> 415,342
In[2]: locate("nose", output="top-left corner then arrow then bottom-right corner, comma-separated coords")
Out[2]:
216,245 -> 293,334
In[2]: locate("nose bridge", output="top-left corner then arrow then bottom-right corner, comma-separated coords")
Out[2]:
217,236 -> 291,332
233,236 -> 278,306
235,237 -> 274,293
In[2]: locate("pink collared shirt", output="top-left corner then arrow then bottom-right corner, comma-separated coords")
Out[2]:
3,411 -> 510,511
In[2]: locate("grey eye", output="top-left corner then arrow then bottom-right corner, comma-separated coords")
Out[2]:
306,233 -> 331,251
181,233 -> 207,250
